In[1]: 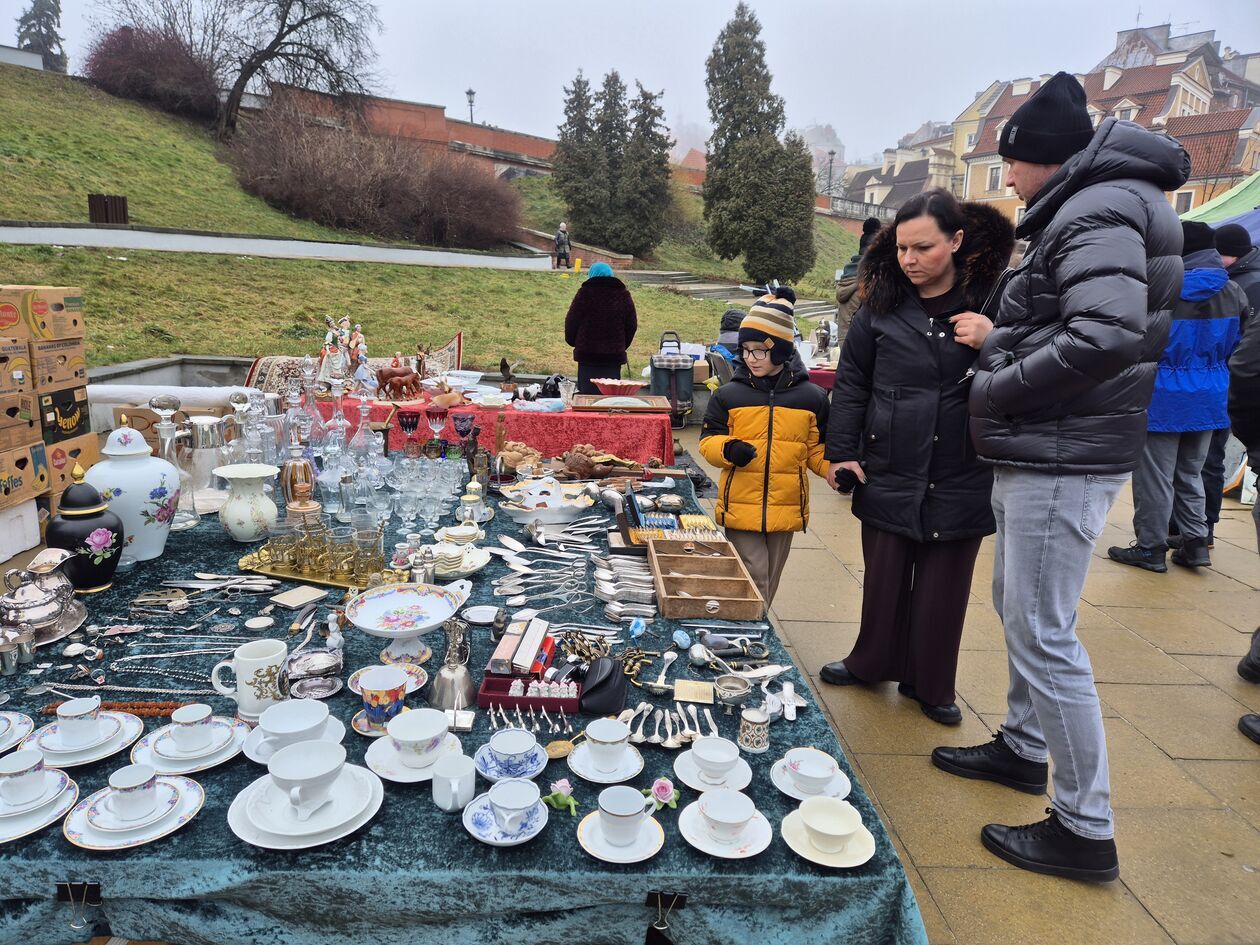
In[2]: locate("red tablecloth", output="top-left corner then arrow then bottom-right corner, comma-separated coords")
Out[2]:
808,367 -> 837,390
315,400 -> 675,464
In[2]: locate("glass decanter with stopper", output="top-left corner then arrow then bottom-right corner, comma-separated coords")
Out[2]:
148,393 -> 200,531
300,355 -> 327,460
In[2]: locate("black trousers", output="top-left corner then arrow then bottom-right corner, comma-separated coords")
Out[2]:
576,361 -> 623,395
843,523 -> 982,706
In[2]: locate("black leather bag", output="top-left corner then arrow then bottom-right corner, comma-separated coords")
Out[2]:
578,656 -> 627,715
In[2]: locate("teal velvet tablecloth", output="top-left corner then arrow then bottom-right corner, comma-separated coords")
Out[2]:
0,484 -> 927,945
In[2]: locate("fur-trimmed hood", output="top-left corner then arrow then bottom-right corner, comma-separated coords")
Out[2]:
858,202 -> 1015,316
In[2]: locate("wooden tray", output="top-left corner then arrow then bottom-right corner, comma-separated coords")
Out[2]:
647,539 -> 766,620
570,394 -> 672,413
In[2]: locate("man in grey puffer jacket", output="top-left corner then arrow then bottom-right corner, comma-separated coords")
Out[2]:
931,73 -> 1190,883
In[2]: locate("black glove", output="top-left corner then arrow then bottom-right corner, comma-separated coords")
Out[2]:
724,440 -> 757,467
833,467 -> 861,494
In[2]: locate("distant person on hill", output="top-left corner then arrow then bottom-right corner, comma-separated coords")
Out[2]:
564,262 -> 638,394
554,223 -> 572,270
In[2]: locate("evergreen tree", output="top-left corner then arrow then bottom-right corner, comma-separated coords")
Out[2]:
611,82 -> 674,257
552,70 -> 608,247
592,70 -> 629,242
16,0 -> 67,73
702,3 -> 815,283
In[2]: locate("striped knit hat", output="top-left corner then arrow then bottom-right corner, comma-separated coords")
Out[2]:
739,291 -> 796,365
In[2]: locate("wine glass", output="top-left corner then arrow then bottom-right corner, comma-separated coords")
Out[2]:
398,410 -> 421,459
425,406 -> 448,440
398,493 -> 419,531
371,487 -> 394,527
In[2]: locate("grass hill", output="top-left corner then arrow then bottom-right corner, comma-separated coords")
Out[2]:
0,64 -> 728,370
513,175 -> 858,301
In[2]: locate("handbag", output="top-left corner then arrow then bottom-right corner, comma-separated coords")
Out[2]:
578,656 -> 627,715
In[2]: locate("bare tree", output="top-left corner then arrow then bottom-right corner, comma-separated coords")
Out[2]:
217,0 -> 380,138
95,0 -> 380,138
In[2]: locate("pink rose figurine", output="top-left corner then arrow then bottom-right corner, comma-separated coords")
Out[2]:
645,777 -> 679,810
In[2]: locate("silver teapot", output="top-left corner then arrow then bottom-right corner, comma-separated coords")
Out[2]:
1,548 -> 76,637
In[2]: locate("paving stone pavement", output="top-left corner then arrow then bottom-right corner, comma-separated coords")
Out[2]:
680,427 -> 1260,945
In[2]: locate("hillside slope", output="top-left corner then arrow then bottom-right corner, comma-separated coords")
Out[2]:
0,64 -> 356,241
514,175 -> 858,300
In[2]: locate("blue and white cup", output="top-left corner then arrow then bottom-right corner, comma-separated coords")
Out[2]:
488,728 -> 536,768
487,778 -> 540,833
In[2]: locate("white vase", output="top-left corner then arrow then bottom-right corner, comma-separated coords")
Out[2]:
214,464 -> 280,542
84,427 -> 181,564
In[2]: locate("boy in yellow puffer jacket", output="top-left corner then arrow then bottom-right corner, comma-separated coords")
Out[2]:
699,291 -> 831,604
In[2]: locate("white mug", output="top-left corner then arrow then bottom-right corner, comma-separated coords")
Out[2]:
170,703 -> 213,753
107,764 -> 158,822
697,788 -> 756,845
692,736 -> 740,785
431,753 -> 476,812
211,639 -> 287,719
387,708 -> 448,769
585,718 -> 630,774
0,749 -> 46,806
56,696 -> 102,749
598,785 -> 655,847
487,778 -> 540,834
257,700 -> 329,759
799,796 -> 862,854
267,741 -> 346,822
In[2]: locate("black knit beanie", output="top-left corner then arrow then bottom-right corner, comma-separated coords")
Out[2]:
1181,221 -> 1215,258
998,72 -> 1094,165
1215,223 -> 1253,258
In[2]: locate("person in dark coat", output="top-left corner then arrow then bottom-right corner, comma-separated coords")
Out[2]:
563,262 -> 638,394
554,222 -> 571,270
1109,221 -> 1245,571
858,216 -> 882,253
933,74 -> 1189,884
820,188 -> 1014,725
1217,223 -> 1260,316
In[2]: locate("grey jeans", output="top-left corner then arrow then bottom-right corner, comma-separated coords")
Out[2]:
1132,430 -> 1212,547
992,467 -> 1126,840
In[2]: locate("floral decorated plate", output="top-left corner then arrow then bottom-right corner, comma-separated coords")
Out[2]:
131,717 -> 249,775
0,778 -> 77,845
345,580 -> 471,662
64,776 -> 203,851
0,713 -> 34,754
348,664 -> 428,697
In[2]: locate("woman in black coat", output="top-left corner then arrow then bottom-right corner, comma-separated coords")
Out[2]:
820,188 -> 1014,724
564,262 -> 638,394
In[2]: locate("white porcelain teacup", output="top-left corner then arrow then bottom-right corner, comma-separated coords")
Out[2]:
0,749 -> 46,806
598,784 -> 655,847
107,763 -> 158,822
56,696 -> 102,749
268,741 -> 346,822
691,736 -> 740,785
487,777 -> 540,834
784,747 -> 839,795
387,708 -> 449,769
170,703 -> 214,753
585,718 -> 630,774
798,796 -> 862,854
697,788 -> 756,845
257,699 -> 329,759
488,728 -> 536,768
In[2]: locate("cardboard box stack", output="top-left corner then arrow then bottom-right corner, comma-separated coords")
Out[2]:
0,287 -> 93,555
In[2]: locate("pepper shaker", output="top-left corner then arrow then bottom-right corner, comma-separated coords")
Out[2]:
411,546 -> 436,585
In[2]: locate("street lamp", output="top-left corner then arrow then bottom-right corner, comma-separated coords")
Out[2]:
826,149 -> 836,196
465,88 -> 475,123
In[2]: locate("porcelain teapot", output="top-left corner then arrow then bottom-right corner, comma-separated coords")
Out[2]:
0,549 -> 75,635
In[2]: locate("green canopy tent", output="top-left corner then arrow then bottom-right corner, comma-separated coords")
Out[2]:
1182,170 -> 1260,225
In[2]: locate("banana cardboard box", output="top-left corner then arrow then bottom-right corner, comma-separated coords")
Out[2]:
0,440 -> 49,512
0,337 -> 32,395
37,385 -> 91,445
0,391 -> 38,452
0,287 -> 85,341
29,338 -> 87,392
45,432 -> 100,498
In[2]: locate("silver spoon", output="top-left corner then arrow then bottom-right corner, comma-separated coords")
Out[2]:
648,708 -> 664,744
662,712 -> 682,750
674,703 -> 695,742
687,705 -> 703,740
630,704 -> 652,744
703,707 -> 720,738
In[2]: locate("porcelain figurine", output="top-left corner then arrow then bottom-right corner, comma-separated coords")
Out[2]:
85,422 -> 180,565
213,464 -> 280,542
45,464 -> 126,593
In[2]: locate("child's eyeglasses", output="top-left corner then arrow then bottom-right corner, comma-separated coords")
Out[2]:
740,347 -> 770,362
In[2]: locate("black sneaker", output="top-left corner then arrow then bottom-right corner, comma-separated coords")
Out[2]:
1171,537 -> 1211,568
1107,542 -> 1167,573
1166,524 -> 1213,549
981,808 -> 1119,882
1239,629 -> 1260,684
819,661 -> 863,686
931,733 -> 1048,793
897,683 -> 962,725
1240,714 -> 1260,745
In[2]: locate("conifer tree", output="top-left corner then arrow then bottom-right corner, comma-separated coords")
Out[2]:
612,82 -> 674,257
552,70 -> 608,246
591,69 -> 629,242
16,0 -> 67,73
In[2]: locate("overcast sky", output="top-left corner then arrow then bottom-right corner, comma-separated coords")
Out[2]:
7,1 -> 1260,159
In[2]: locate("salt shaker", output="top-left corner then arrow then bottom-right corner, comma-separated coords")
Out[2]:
412,547 -> 436,585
